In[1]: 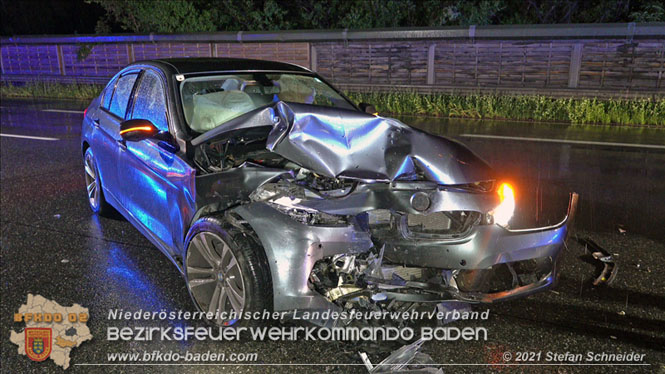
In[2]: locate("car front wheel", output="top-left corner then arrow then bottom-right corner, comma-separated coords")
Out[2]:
83,147 -> 113,216
184,217 -> 272,326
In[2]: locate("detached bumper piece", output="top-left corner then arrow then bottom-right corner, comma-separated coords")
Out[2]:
580,237 -> 618,286
360,338 -> 441,374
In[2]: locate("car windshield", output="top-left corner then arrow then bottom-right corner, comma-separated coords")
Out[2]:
180,73 -> 356,133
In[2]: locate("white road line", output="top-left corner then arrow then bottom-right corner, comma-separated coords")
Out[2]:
0,133 -> 59,141
41,109 -> 84,114
460,134 -> 665,150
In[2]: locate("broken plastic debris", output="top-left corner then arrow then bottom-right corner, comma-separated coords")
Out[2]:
53,214 -> 61,219
436,301 -> 472,325
591,253 -> 618,286
579,238 -> 618,286
61,259 -> 69,263
360,338 -> 442,373
371,293 -> 388,302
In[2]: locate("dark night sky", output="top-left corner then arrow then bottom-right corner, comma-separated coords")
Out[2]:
1,0 -> 103,36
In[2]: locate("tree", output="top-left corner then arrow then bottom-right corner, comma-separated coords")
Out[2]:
88,0 -> 216,33
213,0 -> 290,31
4,0 -> 662,37
86,0 -> 665,35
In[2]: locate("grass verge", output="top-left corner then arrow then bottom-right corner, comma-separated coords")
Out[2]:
1,82 -> 103,101
347,92 -> 665,127
2,82 -> 663,126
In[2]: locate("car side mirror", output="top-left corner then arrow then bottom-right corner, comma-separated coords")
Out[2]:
120,119 -> 159,142
358,102 -> 378,116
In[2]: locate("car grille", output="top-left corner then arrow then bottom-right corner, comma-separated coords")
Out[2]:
400,211 -> 481,239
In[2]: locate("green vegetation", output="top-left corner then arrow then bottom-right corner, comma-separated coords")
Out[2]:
84,0 -> 664,34
347,92 -> 665,126
0,82 -> 103,101
2,82 -> 662,126
3,0 -> 664,37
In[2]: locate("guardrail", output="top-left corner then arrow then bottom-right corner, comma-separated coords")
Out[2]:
2,23 -> 664,98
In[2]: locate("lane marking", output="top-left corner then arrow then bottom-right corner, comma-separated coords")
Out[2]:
41,109 -> 84,114
0,133 -> 59,141
460,134 -> 665,150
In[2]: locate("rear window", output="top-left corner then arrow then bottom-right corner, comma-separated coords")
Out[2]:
109,73 -> 138,118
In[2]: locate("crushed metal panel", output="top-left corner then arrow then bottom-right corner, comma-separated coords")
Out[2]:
187,99 -> 578,314
194,167 -> 291,216
266,102 -> 495,184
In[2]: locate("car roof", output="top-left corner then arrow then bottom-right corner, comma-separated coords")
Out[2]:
132,57 -> 312,75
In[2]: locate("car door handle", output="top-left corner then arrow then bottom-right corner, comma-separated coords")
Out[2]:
117,138 -> 127,149
92,118 -> 100,128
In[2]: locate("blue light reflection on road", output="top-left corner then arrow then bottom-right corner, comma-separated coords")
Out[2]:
105,245 -> 190,345
86,216 -> 191,345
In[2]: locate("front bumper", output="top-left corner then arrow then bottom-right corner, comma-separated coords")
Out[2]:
233,192 -> 578,311
386,192 -> 578,303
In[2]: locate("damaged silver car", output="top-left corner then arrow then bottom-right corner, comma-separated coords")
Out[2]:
81,58 -> 577,326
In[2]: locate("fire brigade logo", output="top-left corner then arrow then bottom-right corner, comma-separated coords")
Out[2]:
25,328 -> 52,362
11,294 -> 92,369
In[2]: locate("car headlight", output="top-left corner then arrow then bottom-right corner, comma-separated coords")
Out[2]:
268,197 -> 349,226
491,182 -> 515,227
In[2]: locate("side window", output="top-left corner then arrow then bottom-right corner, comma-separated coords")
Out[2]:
131,71 -> 168,132
101,76 -> 117,109
109,73 -> 138,118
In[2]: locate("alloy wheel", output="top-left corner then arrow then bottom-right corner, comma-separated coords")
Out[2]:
186,232 -> 246,323
84,150 -> 100,210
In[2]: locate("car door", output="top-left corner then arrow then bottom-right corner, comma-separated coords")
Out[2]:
116,69 -> 180,254
93,71 -> 139,206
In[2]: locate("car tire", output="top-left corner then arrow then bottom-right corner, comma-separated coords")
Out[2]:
184,216 -> 272,326
83,147 -> 114,216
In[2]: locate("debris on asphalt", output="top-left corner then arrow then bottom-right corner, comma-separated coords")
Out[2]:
616,224 -> 627,235
436,301 -> 472,325
53,214 -> 61,219
592,251 -> 618,286
579,238 -> 618,286
359,338 -> 441,373
61,259 -> 69,263
617,310 -> 626,316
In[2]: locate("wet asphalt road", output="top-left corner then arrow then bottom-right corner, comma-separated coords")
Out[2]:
1,98 -> 664,373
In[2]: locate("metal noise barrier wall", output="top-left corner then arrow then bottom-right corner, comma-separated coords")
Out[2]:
1,23 -> 664,98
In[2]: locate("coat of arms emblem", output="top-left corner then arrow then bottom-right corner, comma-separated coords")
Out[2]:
25,328 -> 52,362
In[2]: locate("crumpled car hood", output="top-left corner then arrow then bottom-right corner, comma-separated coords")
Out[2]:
266,102 -> 494,184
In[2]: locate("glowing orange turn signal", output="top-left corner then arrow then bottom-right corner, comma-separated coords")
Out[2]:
119,126 -> 154,135
493,182 -> 515,227
497,183 -> 515,202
